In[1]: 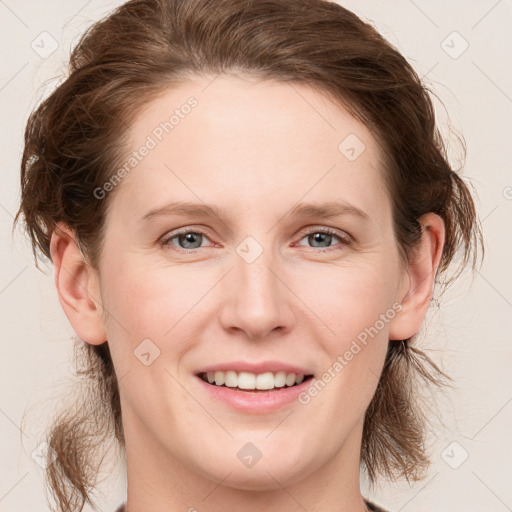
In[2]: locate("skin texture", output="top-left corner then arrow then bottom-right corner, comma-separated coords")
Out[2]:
50,74 -> 445,512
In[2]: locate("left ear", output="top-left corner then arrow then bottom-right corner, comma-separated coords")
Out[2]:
389,212 -> 445,341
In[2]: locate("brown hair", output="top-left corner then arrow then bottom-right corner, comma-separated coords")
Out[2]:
14,0 -> 483,510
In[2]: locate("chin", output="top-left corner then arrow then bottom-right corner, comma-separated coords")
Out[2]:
194,451 -> 314,491
217,466 -> 308,492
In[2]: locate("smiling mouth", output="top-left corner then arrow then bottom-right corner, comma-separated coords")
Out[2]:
197,372 -> 314,392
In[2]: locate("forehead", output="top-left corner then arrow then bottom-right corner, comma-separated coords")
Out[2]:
109,74 -> 392,227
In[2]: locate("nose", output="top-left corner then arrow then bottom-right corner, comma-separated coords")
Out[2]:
219,247 -> 295,341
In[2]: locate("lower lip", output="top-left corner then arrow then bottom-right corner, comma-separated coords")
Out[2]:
195,375 -> 314,413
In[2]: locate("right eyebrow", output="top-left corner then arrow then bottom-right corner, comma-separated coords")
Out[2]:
140,201 -> 227,223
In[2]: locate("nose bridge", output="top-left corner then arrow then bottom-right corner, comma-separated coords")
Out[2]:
235,233 -> 282,309
220,233 -> 292,339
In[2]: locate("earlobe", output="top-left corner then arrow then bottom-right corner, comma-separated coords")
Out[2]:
389,213 -> 445,341
49,222 -> 106,345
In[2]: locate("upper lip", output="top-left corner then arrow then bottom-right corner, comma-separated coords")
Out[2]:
195,360 -> 314,376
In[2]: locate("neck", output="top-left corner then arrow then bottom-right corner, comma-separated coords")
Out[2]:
123,413 -> 370,512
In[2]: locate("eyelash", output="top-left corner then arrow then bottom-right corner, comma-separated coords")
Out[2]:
159,226 -> 351,254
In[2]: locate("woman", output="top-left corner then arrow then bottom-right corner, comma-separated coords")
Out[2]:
15,0 -> 482,511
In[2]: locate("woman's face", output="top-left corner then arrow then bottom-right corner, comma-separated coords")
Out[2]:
94,74 -> 410,490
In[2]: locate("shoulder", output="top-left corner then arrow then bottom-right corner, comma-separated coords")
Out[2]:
365,498 -> 391,512
115,500 -> 388,511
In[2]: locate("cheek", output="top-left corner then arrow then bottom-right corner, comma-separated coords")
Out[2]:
298,264 -> 395,428
296,259 -> 399,345
101,243 -> 400,370
294,260 -> 398,418
100,258 -> 213,356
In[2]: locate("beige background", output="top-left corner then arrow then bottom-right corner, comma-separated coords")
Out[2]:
1,1 -> 511,511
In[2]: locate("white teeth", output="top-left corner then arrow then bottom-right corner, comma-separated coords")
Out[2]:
238,372 -> 256,389
256,372 -> 275,390
274,371 -> 287,387
225,370 -> 238,388
201,370 -> 307,390
285,373 -> 296,386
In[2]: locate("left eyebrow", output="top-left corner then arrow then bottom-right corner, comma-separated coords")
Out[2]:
139,200 -> 370,224
287,201 -> 370,222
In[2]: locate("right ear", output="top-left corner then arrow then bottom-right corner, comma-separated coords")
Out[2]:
49,222 -> 106,345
